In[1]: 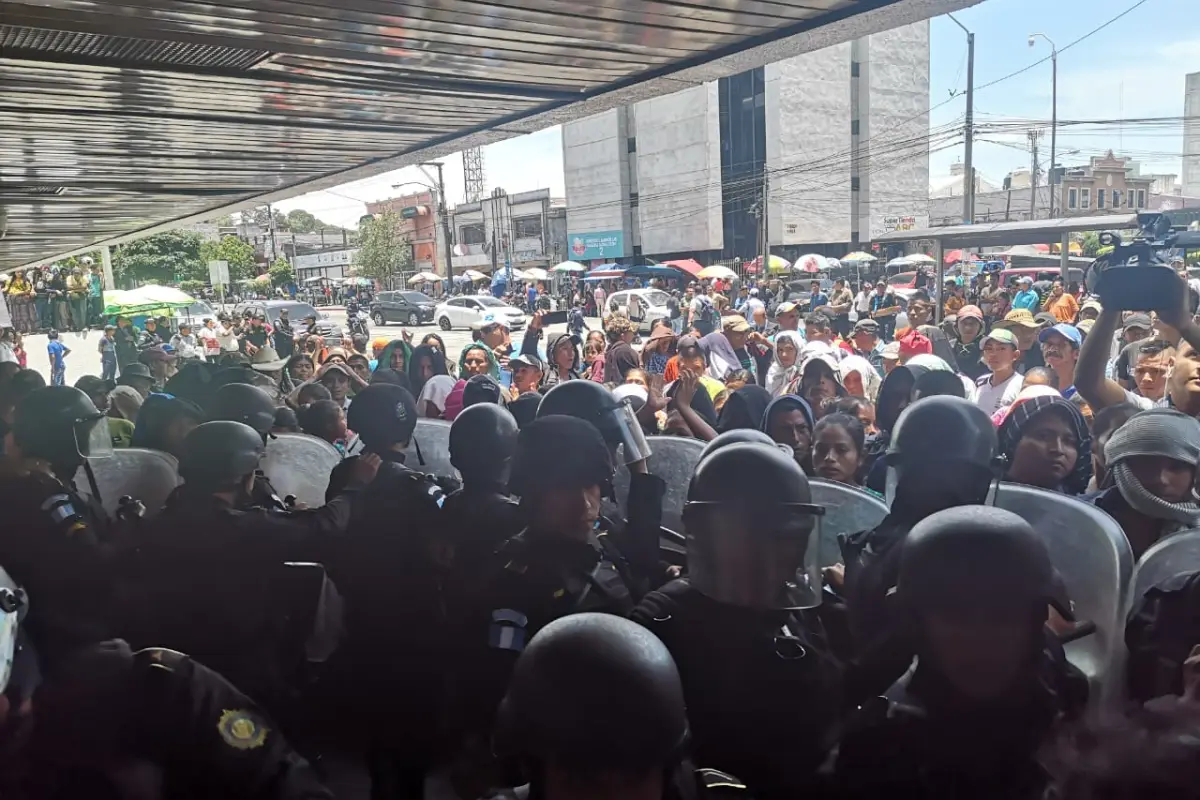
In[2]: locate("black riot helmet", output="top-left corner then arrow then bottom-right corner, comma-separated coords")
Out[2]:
698,428 -> 778,461
536,380 -> 650,463
684,442 -> 824,609
509,415 -> 612,499
494,613 -> 689,772
450,403 -> 519,485
885,395 -> 996,518
177,421 -> 265,490
898,505 -> 1067,623
346,383 -> 418,451
13,386 -> 111,472
208,383 -> 277,439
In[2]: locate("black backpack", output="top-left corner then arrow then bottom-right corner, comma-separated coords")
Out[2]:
1125,569 -> 1200,702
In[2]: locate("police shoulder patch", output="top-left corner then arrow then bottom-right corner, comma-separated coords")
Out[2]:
217,708 -> 269,750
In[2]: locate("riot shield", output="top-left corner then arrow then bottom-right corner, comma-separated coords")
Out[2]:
612,436 -> 704,535
809,479 -> 889,567
992,482 -> 1133,702
403,418 -> 456,479
1128,529 -> 1200,605
262,433 -> 342,509
76,447 -> 181,517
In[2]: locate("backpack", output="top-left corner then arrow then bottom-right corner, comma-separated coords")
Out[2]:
696,295 -> 718,328
1125,569 -> 1200,702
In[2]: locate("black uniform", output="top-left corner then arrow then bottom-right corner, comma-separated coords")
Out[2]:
274,317 -> 295,357
20,641 -> 332,800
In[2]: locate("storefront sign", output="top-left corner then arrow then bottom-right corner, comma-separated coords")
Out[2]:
568,230 -> 624,260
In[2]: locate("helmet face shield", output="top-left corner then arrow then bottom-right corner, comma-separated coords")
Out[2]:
76,415 -> 113,460
610,399 -> 653,465
685,503 -> 823,609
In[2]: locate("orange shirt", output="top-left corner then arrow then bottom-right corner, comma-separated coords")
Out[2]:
1047,292 -> 1079,324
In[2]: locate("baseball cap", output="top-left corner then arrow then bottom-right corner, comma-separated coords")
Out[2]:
881,341 -> 901,361
463,374 -> 502,407
318,362 -> 353,379
1080,298 -> 1103,316
510,353 -> 544,371
1038,323 -> 1083,347
1017,275 -> 1033,285
775,301 -> 799,316
1034,311 -> 1058,327
898,330 -> 932,358
981,328 -> 1019,347
723,316 -> 752,333
956,304 -> 984,323
1075,318 -> 1096,336
992,309 -> 1039,330
853,318 -> 879,334
471,312 -> 511,332
1122,312 -> 1153,333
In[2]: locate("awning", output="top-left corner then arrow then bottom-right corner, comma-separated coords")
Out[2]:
658,259 -> 704,277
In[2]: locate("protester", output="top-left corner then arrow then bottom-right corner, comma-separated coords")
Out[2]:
999,395 -> 1092,494
1044,281 -> 1079,324
1088,403 -> 1140,491
974,328 -> 1024,413
798,355 -> 845,416
702,316 -> 756,382
46,329 -> 69,386
812,412 -> 868,488
994,309 -> 1045,373
848,318 -> 883,375
1039,323 -> 1081,397
868,281 -> 900,341
765,330 -> 803,397
950,304 -> 986,379
760,394 -> 815,473
837,354 -> 881,402
297,399 -> 348,451
1011,276 -> 1040,311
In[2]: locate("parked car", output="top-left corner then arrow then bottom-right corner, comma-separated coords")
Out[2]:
769,279 -> 834,315
233,300 -> 345,346
370,290 -> 436,327
999,267 -> 1085,292
434,295 -> 526,331
606,288 -> 673,333
172,299 -> 217,331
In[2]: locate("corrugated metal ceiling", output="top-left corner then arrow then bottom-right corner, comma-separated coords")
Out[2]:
0,0 -> 975,270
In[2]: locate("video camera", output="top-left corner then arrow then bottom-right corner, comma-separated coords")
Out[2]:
1085,212 -> 1200,311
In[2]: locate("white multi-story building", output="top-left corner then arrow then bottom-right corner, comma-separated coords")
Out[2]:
561,21 -> 931,264
1184,72 -> 1200,198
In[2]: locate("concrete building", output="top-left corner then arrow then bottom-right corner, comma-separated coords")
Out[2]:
365,191 -> 446,275
1185,72 -> 1200,198
448,188 -> 567,274
561,21 -> 930,265
293,249 -> 358,283
1058,151 -> 1153,216
930,162 -> 1000,199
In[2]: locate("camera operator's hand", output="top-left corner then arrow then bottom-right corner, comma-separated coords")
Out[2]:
1157,273 -> 1193,334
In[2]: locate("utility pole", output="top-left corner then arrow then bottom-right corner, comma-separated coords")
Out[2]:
1028,130 -> 1041,220
1029,34 -> 1058,217
420,161 -> 456,278
949,14 -> 975,224
266,203 -> 278,263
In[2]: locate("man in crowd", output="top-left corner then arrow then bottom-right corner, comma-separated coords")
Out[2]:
993,309 -> 1044,373
825,278 -> 853,339
775,301 -> 800,333
950,304 -> 986,380
1113,313 -> 1154,389
1039,323 -> 1082,397
868,280 -> 901,341
848,318 -> 884,375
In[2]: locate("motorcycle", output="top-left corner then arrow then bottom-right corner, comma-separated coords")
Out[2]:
346,306 -> 370,339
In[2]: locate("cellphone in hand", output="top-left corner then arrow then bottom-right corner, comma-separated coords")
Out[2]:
541,310 -> 568,325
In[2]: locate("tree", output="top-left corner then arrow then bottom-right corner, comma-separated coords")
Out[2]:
268,257 -> 295,288
200,235 -> 258,282
245,206 -> 289,231
352,211 -> 413,285
1080,232 -> 1101,258
284,209 -> 345,234
113,230 -> 205,286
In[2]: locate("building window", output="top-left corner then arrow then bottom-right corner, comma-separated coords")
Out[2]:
850,120 -> 860,135
1097,189 -> 1106,209
1112,190 -> 1121,208
1137,190 -> 1146,208
1081,188 -> 1091,210
627,137 -> 636,153
633,245 -> 643,256
459,224 -> 486,246
1068,188 -> 1077,209
850,61 -> 860,77
513,216 -> 542,239
850,177 -> 860,191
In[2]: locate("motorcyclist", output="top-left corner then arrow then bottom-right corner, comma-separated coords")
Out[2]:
632,442 -> 840,799
831,506 -> 1088,798
0,386 -> 114,662
487,613 -> 749,800
0,564 -> 334,799
840,395 -> 998,701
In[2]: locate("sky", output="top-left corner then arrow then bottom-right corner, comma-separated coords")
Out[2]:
276,0 -> 1199,228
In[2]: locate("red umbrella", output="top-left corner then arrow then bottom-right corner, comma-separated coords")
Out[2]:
944,249 -> 965,264
1032,243 -> 1051,253
660,258 -> 703,277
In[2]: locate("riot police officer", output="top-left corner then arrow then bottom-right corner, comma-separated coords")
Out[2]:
632,442 -> 840,799
839,395 -> 997,700
0,564 -> 334,799
0,386 -> 114,663
832,506 -> 1088,798
491,613 -> 748,800
129,420 -> 379,707
207,382 -> 291,509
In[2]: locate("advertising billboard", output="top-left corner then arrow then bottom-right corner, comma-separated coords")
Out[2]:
568,230 -> 625,261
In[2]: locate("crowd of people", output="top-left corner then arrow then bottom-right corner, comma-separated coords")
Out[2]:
2,254 -> 1200,799
2,258 -> 104,334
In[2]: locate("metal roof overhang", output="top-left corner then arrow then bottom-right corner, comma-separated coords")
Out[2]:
873,214 -> 1141,249
0,0 -> 978,272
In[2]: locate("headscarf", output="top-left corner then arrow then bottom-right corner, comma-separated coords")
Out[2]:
375,339 -> 413,374
716,384 -> 772,434
1105,408 -> 1200,525
605,341 -> 641,383
421,332 -> 457,376
991,385 -> 1061,427
408,344 -> 448,397
837,354 -> 881,402
760,394 -> 815,434
999,395 -> 1092,495
108,385 -> 144,423
457,342 -> 501,381
766,330 -> 804,397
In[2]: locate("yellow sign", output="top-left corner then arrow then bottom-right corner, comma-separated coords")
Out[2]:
218,709 -> 269,750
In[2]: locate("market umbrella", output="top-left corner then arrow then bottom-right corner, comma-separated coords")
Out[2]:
659,258 -> 703,277
944,249 -> 966,264
885,256 -> 914,270
407,271 -> 441,285
523,267 -> 551,281
905,253 -> 936,266
793,253 -> 829,273
102,286 -> 196,316
551,260 -> 587,273
463,269 -> 488,281
842,251 -> 877,263
697,265 -> 738,281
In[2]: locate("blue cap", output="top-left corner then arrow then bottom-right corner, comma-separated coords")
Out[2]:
1038,323 -> 1082,347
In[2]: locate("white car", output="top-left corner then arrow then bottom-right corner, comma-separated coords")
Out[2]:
606,288 -> 673,333
435,295 -> 527,331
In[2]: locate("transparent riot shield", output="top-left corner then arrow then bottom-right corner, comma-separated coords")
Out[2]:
262,433 -> 342,509
403,418 -> 456,479
809,479 -> 889,567
992,482 -> 1133,703
76,447 -> 181,517
612,436 -> 704,535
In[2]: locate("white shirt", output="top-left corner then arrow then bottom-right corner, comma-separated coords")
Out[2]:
974,371 -> 1023,413
217,324 -> 239,352
854,291 -> 872,313
0,342 -> 16,364
1123,388 -> 1169,411
745,297 -> 765,316
170,333 -> 201,360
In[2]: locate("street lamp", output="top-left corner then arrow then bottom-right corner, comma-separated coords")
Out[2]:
1028,33 -> 1058,217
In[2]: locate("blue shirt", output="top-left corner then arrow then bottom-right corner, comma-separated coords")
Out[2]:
48,340 -> 66,368
1012,289 -> 1040,311
808,292 -> 829,312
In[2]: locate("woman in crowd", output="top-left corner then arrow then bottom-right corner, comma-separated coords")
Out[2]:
420,332 -> 457,377
540,332 -> 582,389
837,354 -> 881,402
799,356 -> 846,419
714,383 -> 772,435
444,342 -> 502,421
374,339 -> 412,376
761,394 -> 815,473
765,331 -> 803,397
640,323 -> 676,376
812,412 -> 871,491
827,394 -> 877,435
298,399 -> 349,453
408,344 -> 448,399
999,394 -> 1092,495
602,316 -> 640,384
